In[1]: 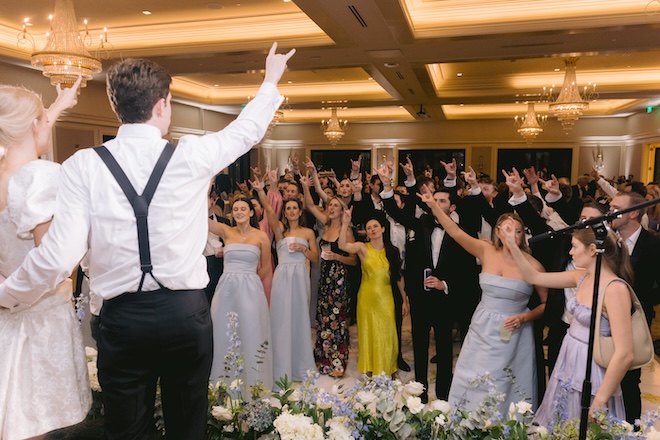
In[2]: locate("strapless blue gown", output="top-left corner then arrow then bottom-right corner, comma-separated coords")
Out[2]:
210,244 -> 273,392
449,273 -> 537,413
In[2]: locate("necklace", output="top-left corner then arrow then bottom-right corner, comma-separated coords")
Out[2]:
237,227 -> 250,241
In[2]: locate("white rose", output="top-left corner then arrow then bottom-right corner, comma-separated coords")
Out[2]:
515,401 -> 533,415
211,405 -> 232,421
429,399 -> 452,414
356,390 -> 377,404
406,396 -> 425,414
230,379 -> 243,390
403,381 -> 425,396
289,389 -> 302,402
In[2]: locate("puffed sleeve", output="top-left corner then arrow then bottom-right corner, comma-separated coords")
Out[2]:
8,160 -> 60,240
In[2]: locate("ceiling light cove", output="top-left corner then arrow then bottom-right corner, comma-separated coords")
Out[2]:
399,0 -> 654,38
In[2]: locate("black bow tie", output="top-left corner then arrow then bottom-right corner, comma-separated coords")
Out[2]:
433,223 -> 444,230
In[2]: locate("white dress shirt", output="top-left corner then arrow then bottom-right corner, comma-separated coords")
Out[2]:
625,224 -> 642,256
0,82 -> 283,309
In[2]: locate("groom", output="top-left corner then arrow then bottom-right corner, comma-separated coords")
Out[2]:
0,43 -> 294,439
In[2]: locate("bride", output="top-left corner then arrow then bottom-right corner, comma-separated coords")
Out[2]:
0,77 -> 92,440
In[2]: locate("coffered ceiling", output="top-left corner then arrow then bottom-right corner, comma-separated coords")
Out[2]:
1,0 -> 660,123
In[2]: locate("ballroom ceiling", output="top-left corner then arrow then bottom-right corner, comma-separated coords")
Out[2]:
1,0 -> 660,123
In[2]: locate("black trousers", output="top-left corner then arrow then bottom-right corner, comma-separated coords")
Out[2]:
97,288 -> 213,440
621,368 -> 642,424
204,255 -> 224,304
393,285 -> 405,361
409,288 -> 453,401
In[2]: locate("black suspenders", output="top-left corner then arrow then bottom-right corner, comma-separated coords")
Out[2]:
94,143 -> 176,292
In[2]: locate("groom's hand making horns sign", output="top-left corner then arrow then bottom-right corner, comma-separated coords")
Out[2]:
264,42 -> 296,85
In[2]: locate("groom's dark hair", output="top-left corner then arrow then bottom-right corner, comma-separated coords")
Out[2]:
106,58 -> 171,124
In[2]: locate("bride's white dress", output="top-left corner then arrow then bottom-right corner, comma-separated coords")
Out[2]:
0,160 -> 91,440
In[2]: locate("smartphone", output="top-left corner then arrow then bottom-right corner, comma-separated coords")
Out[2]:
423,268 -> 432,291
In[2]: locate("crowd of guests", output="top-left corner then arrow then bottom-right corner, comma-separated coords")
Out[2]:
1,36 -> 660,438
208,156 -> 660,425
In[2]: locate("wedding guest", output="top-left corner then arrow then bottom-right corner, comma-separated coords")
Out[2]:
252,173 -> 318,385
504,224 -> 633,423
377,163 -> 477,403
339,207 -> 408,377
204,189 -> 229,303
645,183 -> 660,232
301,176 -> 357,377
350,170 -> 411,372
0,43 -> 294,439
0,77 -> 92,440
507,167 -> 608,382
248,194 -> 275,305
419,187 -> 547,412
208,197 -> 273,392
609,190 -> 660,422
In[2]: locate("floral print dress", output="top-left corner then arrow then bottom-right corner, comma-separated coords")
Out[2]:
314,238 -> 351,376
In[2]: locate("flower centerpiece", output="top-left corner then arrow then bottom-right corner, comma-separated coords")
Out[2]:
206,311 -> 660,440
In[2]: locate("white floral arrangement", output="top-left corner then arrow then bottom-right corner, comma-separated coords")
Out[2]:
86,312 -> 660,439
206,312 -> 660,440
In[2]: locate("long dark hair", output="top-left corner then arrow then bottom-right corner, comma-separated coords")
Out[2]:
281,198 -> 306,236
366,216 -> 402,287
229,196 -> 259,229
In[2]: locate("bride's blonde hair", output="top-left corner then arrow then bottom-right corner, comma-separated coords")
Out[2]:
0,85 -> 44,160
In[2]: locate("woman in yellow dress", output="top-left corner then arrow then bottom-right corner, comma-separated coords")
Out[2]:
339,207 -> 409,376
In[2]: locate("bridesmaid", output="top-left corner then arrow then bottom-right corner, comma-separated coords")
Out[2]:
252,173 -> 319,385
208,196 -> 273,392
301,175 -> 357,377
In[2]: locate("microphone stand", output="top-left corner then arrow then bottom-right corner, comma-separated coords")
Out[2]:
527,196 -> 660,440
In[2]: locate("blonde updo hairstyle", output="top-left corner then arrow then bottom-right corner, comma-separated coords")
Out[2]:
0,85 -> 45,159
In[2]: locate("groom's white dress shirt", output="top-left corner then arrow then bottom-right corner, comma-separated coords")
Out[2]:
0,82 -> 282,309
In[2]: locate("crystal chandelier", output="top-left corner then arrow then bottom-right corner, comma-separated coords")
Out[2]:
30,0 -> 102,88
514,102 -> 546,143
321,108 -> 347,146
546,57 -> 594,132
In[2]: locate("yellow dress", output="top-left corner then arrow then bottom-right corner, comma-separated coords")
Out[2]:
357,243 -> 398,375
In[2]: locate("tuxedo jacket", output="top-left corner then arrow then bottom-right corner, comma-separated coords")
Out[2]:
382,194 -> 479,299
629,228 -> 660,324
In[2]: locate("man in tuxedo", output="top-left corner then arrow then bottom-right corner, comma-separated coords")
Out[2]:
610,191 -> 660,423
572,174 -> 597,201
378,166 -> 478,403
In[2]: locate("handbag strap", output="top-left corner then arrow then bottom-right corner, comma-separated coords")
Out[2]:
594,278 -> 640,336
94,143 -> 176,292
